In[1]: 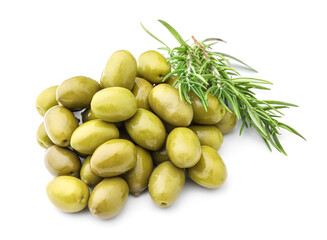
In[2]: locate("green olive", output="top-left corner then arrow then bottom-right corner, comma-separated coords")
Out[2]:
46,176 -> 89,213
81,108 -> 98,123
100,50 -> 137,90
137,50 -> 171,84
44,106 -> 79,147
187,145 -> 227,189
124,146 -> 153,196
149,84 -> 193,127
70,119 -> 119,155
90,139 -> 137,177
190,92 -> 226,125
56,76 -> 101,111
37,122 -> 54,149
44,145 -> 81,177
165,75 -> 179,88
91,87 -> 137,122
88,177 -> 129,220
151,144 -> 169,165
161,119 -> 176,133
215,109 -> 237,134
166,127 -> 201,168
80,156 -> 103,187
148,161 -> 185,207
131,77 -> 153,110
125,108 -> 166,151
35,85 -> 58,116
189,125 -> 223,151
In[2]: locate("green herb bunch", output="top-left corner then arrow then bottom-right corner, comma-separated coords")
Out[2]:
141,20 -> 305,155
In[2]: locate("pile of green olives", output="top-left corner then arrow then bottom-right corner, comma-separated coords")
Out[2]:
36,50 -> 236,220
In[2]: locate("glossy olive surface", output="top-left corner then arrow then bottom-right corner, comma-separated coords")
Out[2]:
125,108 -> 166,151
88,177 -> 129,220
166,127 -> 201,168
100,50 -> 137,90
80,156 -> 103,187
70,119 -> 119,155
91,87 -> 137,122
37,122 -> 54,149
131,77 -> 153,110
44,106 -> 79,147
81,108 -> 98,123
187,145 -> 227,189
44,145 -> 81,177
137,50 -> 171,84
56,76 -> 101,110
46,176 -> 89,213
149,84 -> 193,127
189,125 -> 223,151
148,161 -> 185,207
124,146 -> 153,196
36,85 -> 58,116
215,109 -> 237,134
90,139 -> 137,177
151,142 -> 170,165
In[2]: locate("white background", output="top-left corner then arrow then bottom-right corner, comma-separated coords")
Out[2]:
0,0 -> 326,239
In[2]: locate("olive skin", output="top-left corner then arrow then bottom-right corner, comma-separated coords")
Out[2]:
80,156 -> 103,187
44,106 -> 79,147
37,122 -> 54,149
215,109 -> 237,134
44,145 -> 81,177
100,50 -> 137,90
131,77 -> 153,110
56,76 -> 101,111
189,125 -> 223,151
90,139 -> 137,177
70,119 -> 119,155
124,146 -> 153,196
165,75 -> 179,88
151,144 -> 169,165
190,92 -> 226,125
187,146 -> 227,189
148,161 -> 185,207
137,50 -> 171,84
46,176 -> 89,213
166,127 -> 201,168
125,108 -> 166,151
81,108 -> 98,123
88,177 -> 129,220
91,87 -> 137,122
35,85 -> 58,116
149,84 -> 193,127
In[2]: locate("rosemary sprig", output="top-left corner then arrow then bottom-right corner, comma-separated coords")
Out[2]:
141,20 -> 305,154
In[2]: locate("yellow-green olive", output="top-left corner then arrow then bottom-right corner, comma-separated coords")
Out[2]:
91,87 -> 137,122
35,85 -> 58,116
88,177 -> 129,220
125,108 -> 166,151
166,127 -> 201,168
151,143 -> 169,165
137,50 -> 171,84
80,156 -> 103,187
100,50 -> 137,90
189,125 -> 223,151
149,84 -> 193,127
46,176 -> 89,213
37,122 -> 54,149
124,146 -> 153,196
215,109 -> 237,134
161,119 -> 176,133
131,77 -> 153,110
165,75 -> 179,88
70,119 -> 119,155
187,145 -> 227,189
81,108 -> 98,123
90,139 -> 137,177
148,161 -> 185,207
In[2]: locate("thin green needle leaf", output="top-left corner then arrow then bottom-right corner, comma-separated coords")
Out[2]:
140,22 -> 169,48
158,20 -> 189,48
214,52 -> 258,72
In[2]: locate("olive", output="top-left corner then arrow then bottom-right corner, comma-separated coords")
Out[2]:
46,176 -> 89,213
187,146 -> 227,189
88,177 -> 129,220
36,122 -> 54,149
148,161 -> 185,207
44,106 -> 79,147
35,85 -> 58,116
151,143 -> 169,165
44,145 -> 81,177
81,108 -> 98,123
165,75 -> 179,88
80,156 -> 103,187
131,77 -> 153,110
70,119 -> 119,155
137,50 -> 171,84
100,50 -> 137,90
149,84 -> 193,127
91,87 -> 137,122
166,127 -> 201,168
189,125 -> 223,151
56,76 -> 101,111
215,109 -> 237,134
125,108 -> 166,151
